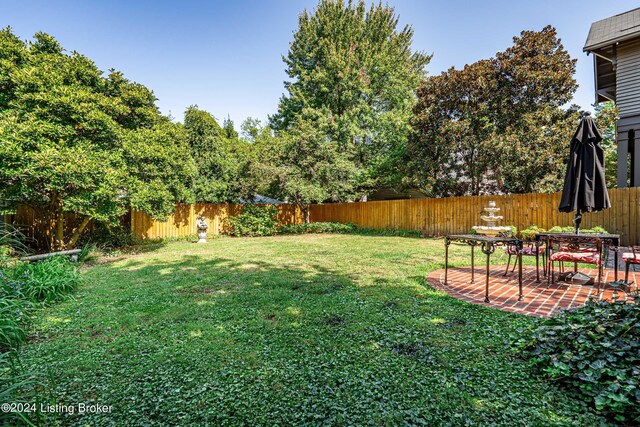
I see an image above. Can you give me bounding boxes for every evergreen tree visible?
[223,115,238,140]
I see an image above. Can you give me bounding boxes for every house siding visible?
[617,114,640,187]
[616,39,640,118]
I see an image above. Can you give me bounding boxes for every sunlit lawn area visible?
[21,234,609,426]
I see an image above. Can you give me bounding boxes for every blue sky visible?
[1,0,638,127]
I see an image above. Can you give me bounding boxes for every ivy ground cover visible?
[19,235,611,426]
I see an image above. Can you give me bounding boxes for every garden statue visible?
[196,215,208,243]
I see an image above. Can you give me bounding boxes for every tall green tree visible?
[222,116,239,140]
[183,106,249,202]
[240,112,360,222]
[594,101,618,189]
[271,0,430,196]
[122,119,196,217]
[492,107,580,194]
[281,109,360,221]
[406,25,578,196]
[0,29,196,249]
[237,118,282,199]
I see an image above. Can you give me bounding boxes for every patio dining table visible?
[444,234,524,303]
[534,232,621,283]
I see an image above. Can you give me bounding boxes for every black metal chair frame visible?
[504,241,546,277]
[624,246,640,286]
[547,238,604,293]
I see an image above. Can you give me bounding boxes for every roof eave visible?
[584,32,640,53]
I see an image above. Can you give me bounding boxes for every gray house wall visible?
[616,39,640,118]
[585,8,640,187]
[616,39,640,187]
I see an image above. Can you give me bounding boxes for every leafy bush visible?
[548,225,574,233]
[547,225,608,234]
[0,350,53,426]
[279,222,358,234]
[467,225,517,236]
[354,227,422,237]
[0,223,29,268]
[588,226,608,234]
[78,243,100,263]
[80,221,135,249]
[520,225,546,241]
[0,297,32,351]
[10,256,79,304]
[0,256,76,349]
[0,269,34,350]
[517,299,640,423]
[0,233,74,425]
[278,222,422,237]
[228,205,279,237]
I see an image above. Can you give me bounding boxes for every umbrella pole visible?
[574,208,582,234]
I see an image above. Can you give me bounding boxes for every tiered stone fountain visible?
[472,201,511,236]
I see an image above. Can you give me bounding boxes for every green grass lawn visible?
[20,235,609,426]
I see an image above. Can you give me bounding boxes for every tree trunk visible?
[303,205,310,224]
[55,208,65,250]
[67,216,92,249]
[48,210,55,251]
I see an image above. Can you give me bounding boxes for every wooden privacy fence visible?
[131,203,303,239]
[9,205,95,249]
[309,188,640,246]
[132,188,640,245]
[16,188,637,245]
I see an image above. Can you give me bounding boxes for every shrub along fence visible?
[131,203,303,239]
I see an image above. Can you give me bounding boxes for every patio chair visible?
[556,243,599,274]
[548,240,603,291]
[623,246,640,287]
[504,242,546,276]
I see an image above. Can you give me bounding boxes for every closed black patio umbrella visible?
[558,112,611,233]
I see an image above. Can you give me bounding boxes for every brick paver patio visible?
[428,265,638,317]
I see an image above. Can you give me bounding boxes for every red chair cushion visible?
[622,252,640,263]
[550,251,600,265]
[558,246,598,253]
[505,246,542,255]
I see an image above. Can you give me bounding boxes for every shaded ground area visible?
[20,235,613,426]
[429,265,638,317]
